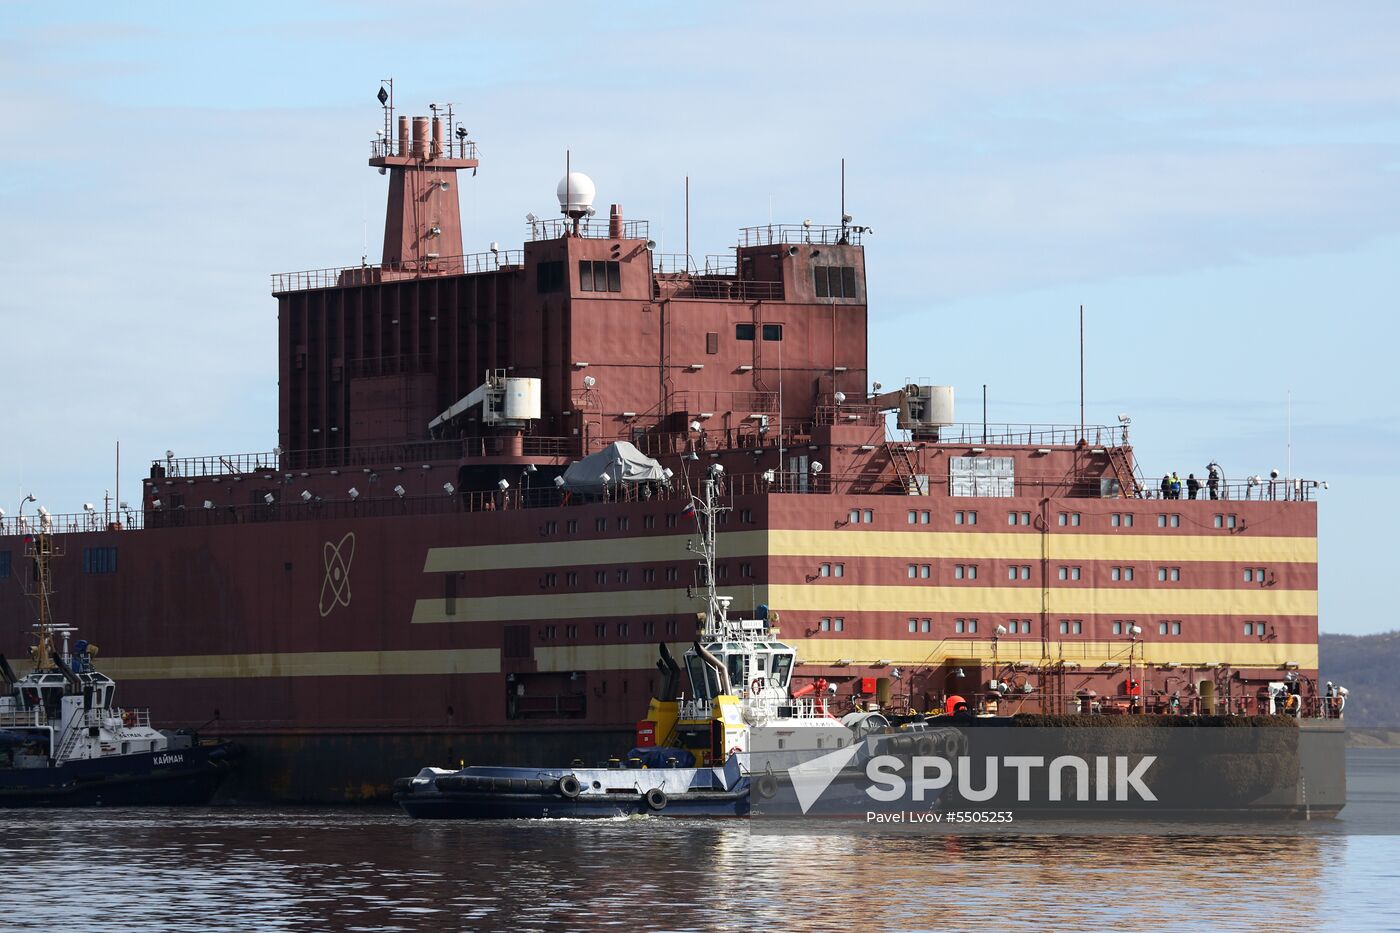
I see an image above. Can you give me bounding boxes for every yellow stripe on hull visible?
[99,648,501,680]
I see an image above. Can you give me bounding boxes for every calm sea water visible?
[1,750,1396,932]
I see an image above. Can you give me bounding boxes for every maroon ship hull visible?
[0,96,1330,802]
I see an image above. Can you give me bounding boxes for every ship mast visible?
[24,525,62,670]
[689,465,732,640]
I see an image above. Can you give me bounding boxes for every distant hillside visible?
[1320,631,1400,729]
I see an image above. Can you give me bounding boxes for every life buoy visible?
[121,711,136,728]
[750,677,765,694]
[557,774,582,799]
[644,787,668,811]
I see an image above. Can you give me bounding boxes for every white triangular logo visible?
[786,741,868,814]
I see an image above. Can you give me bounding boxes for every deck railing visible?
[738,224,864,247]
[272,249,523,293]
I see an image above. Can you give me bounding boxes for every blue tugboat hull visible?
[0,743,240,808]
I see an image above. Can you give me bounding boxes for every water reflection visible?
[0,809,1376,931]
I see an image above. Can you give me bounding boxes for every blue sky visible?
[1,2,1396,633]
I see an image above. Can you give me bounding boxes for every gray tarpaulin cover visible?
[559,441,666,494]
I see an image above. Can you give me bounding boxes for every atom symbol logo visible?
[319,532,355,617]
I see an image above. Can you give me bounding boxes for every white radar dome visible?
[557,172,596,215]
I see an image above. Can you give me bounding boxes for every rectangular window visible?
[644,514,655,529]
[567,571,578,587]
[566,624,578,639]
[741,563,753,578]
[909,619,918,633]
[820,618,831,632]
[1170,514,1181,528]
[1170,567,1180,581]
[643,621,655,636]
[1244,568,1254,582]
[618,516,630,531]
[1124,514,1134,527]
[595,622,608,638]
[1158,568,1168,582]
[82,547,118,575]
[617,569,629,583]
[1058,513,1067,526]
[1111,567,1121,581]
[643,568,655,583]
[920,619,931,633]
[1213,514,1223,529]
[735,323,756,340]
[833,563,844,577]
[849,509,860,524]
[1112,513,1121,527]
[908,510,917,524]
[919,564,930,579]
[567,519,578,534]
[761,323,783,341]
[1172,621,1181,635]
[665,620,678,636]
[1019,565,1031,580]
[820,563,832,577]
[863,509,873,523]
[1070,567,1081,581]
[595,570,607,584]
[1008,512,1019,526]
[1058,566,1068,580]
[618,622,630,637]
[920,511,930,524]
[908,564,917,579]
[578,260,621,293]
[1244,622,1254,636]
[596,517,607,532]
[1124,567,1134,581]
[954,565,966,580]
[833,618,844,632]
[814,266,857,299]
[954,511,964,525]
[1070,513,1081,526]
[967,510,977,525]
[666,566,678,582]
[706,332,719,354]
[1008,565,1019,580]
[536,260,565,293]
[1157,514,1167,528]
[1227,515,1237,529]
[1112,621,1124,635]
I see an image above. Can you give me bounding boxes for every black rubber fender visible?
[557,774,582,799]
[754,774,779,800]
[392,777,414,794]
[644,786,668,811]
[913,734,937,757]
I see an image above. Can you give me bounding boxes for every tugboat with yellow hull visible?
[0,526,239,807]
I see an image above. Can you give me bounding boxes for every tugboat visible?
[0,526,238,807]
[395,465,959,819]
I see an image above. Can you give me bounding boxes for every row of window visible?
[542,508,758,538]
[812,616,1281,638]
[813,265,858,299]
[578,260,622,293]
[539,563,754,588]
[540,619,683,641]
[894,509,1243,530]
[735,323,784,341]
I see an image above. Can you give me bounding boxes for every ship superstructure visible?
[0,93,1331,801]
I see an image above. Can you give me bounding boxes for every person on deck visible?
[1160,475,1171,499]
[1187,474,1200,499]
[1207,466,1220,500]
[1169,472,1182,499]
